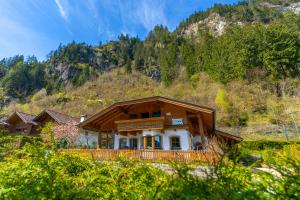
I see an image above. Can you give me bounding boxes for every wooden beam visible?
[100,112,124,127]
[97,127,102,149]
[93,110,123,126]
[197,113,205,136]
[106,130,109,148]
[117,106,129,114]
[187,114,198,118]
[151,136,154,149]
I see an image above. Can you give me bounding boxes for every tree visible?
[52,122,79,148]
[159,43,177,86]
[1,56,45,99]
[262,23,300,81]
[41,122,79,149]
[181,41,197,79]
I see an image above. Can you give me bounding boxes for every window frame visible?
[129,138,138,149]
[119,138,127,149]
[143,135,162,149]
[170,136,181,150]
[141,112,150,118]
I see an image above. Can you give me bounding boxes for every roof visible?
[215,130,243,143]
[33,109,80,125]
[79,96,215,128]
[7,111,37,125]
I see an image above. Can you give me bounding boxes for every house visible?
[79,96,242,150]
[2,109,79,135]
[5,111,38,135]
[33,109,79,127]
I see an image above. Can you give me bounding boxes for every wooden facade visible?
[33,109,80,129]
[63,149,219,164]
[5,111,38,135]
[79,96,242,150]
[3,109,79,135]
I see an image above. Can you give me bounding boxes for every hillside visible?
[4,69,300,140]
[1,0,300,139]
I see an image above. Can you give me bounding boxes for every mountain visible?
[1,0,300,129]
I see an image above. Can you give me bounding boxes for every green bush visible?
[239,140,300,151]
[0,141,299,199]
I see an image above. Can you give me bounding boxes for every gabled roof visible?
[79,96,215,128]
[215,130,243,143]
[7,111,37,125]
[33,109,80,125]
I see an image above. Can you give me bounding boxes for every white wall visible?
[162,129,191,150]
[113,129,191,150]
[143,129,191,150]
[77,128,98,148]
[114,133,142,149]
[77,129,193,150]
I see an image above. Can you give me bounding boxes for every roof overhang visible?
[79,96,215,129]
[215,130,243,143]
[33,109,61,124]
[7,111,37,125]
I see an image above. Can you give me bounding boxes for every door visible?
[129,138,138,149]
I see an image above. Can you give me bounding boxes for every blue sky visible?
[0,0,239,60]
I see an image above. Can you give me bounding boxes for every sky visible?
[0,0,239,60]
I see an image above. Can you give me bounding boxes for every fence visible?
[62,149,220,164]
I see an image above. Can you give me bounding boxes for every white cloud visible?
[135,1,167,31]
[54,0,68,20]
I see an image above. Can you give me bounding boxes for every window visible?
[99,131,114,149]
[119,138,127,149]
[129,138,138,149]
[170,137,181,150]
[130,113,138,119]
[143,135,162,149]
[154,135,162,149]
[141,112,149,118]
[145,136,152,149]
[152,111,161,118]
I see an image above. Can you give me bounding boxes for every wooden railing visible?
[115,117,165,132]
[62,149,220,164]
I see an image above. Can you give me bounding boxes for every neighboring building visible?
[2,109,79,135]
[79,96,242,150]
[33,109,79,127]
[5,111,38,135]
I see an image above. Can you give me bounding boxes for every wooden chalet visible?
[33,109,79,127]
[5,111,38,134]
[79,96,242,151]
[1,109,79,135]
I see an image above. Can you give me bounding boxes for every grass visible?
[4,69,300,127]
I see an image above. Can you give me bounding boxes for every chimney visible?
[80,114,87,122]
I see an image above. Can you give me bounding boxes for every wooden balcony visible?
[115,117,165,132]
[62,149,219,164]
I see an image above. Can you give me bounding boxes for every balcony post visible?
[97,127,102,149]
[143,136,146,149]
[197,114,205,136]
[106,130,109,148]
[151,136,155,149]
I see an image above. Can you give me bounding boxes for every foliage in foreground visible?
[0,138,299,199]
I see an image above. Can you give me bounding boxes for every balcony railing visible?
[115,117,165,132]
[62,149,219,164]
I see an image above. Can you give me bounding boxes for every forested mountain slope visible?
[1,0,300,130]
